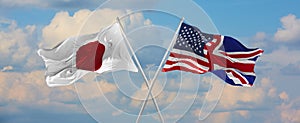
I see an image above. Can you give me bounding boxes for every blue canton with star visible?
[173,22,214,57]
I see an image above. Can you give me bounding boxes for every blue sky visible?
[1,0,300,123]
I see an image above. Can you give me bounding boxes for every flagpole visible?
[135,17,185,123]
[116,17,165,123]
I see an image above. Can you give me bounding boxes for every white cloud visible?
[274,14,300,42]
[278,98,300,123]
[183,75,295,123]
[258,78,279,99]
[0,70,121,116]
[216,77,282,110]
[197,110,253,123]
[261,47,300,66]
[167,75,210,91]
[130,80,164,107]
[236,110,250,119]
[254,32,267,41]
[1,65,13,72]
[201,111,231,123]
[191,77,281,119]
[40,8,151,48]
[40,9,106,48]
[218,85,265,109]
[0,71,74,106]
[1,71,48,103]
[0,17,13,24]
[123,10,152,30]
[252,32,268,48]
[279,92,289,102]
[0,19,36,66]
[72,73,119,102]
[281,109,300,123]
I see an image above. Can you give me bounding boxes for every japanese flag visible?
[38,23,138,87]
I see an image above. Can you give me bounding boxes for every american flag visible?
[162,22,263,87]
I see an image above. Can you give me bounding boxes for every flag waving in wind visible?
[162,22,263,87]
[38,23,138,87]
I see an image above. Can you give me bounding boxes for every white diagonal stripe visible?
[222,49,263,55]
[213,64,256,76]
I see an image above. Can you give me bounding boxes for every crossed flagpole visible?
[116,17,184,123]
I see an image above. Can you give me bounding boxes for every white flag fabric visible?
[38,23,138,87]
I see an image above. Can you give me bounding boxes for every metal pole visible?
[135,17,185,123]
[116,17,165,123]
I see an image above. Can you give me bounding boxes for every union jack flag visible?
[162,22,263,87]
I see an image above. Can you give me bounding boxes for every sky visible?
[0,0,300,123]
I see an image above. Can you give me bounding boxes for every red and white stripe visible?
[162,48,210,74]
[219,49,264,61]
